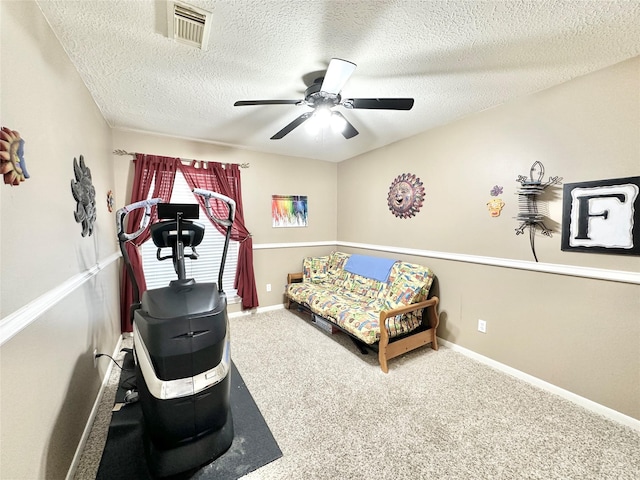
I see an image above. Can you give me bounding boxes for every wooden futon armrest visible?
[378,297,440,373]
[285,272,304,309]
[287,272,303,284]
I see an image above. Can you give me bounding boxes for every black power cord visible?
[95,353,124,370]
[95,348,138,402]
[94,348,135,370]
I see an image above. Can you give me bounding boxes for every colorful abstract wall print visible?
[71,155,97,237]
[272,195,308,227]
[0,127,30,185]
[387,173,425,219]
[561,176,640,255]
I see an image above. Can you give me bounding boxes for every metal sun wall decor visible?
[71,155,97,237]
[0,127,30,185]
[515,161,562,262]
[387,173,425,219]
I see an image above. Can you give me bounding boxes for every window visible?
[141,170,238,296]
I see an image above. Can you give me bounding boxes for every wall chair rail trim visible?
[252,240,640,285]
[0,252,121,346]
[252,240,336,250]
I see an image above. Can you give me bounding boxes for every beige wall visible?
[337,57,640,419]
[0,264,121,479]
[338,58,639,271]
[1,1,120,478]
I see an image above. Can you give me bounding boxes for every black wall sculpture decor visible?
[71,155,97,237]
[515,161,562,262]
[387,173,425,219]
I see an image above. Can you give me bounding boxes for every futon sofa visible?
[285,252,439,372]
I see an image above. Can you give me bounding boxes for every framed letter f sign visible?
[562,176,640,255]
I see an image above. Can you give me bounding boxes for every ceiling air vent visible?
[167,1,212,50]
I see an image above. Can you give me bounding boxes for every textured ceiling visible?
[36,0,640,162]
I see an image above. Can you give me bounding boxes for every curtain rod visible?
[113,149,249,168]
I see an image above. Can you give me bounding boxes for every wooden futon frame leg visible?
[378,297,440,373]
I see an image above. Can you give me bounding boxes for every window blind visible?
[141,170,239,296]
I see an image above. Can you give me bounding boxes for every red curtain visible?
[179,161,259,310]
[119,154,177,332]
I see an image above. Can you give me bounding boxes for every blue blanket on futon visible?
[343,254,396,283]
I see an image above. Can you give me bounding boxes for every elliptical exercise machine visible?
[116,188,236,477]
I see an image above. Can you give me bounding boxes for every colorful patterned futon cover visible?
[286,252,434,344]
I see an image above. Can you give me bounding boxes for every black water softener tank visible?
[134,279,234,477]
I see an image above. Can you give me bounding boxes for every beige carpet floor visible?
[76,308,640,479]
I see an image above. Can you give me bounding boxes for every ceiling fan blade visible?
[345,98,414,110]
[332,111,359,139]
[234,100,299,106]
[320,58,357,95]
[270,112,313,140]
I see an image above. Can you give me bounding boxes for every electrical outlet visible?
[266,283,271,292]
[93,349,99,367]
[478,319,487,333]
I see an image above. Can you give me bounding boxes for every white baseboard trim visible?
[66,334,124,480]
[438,337,640,432]
[0,251,121,346]
[229,303,285,317]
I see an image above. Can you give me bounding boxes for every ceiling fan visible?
[233,58,414,140]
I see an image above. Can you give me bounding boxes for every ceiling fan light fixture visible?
[305,113,320,134]
[305,107,331,134]
[330,112,347,133]
[314,106,332,123]
[233,58,413,140]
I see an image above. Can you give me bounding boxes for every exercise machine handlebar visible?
[193,189,236,227]
[116,197,162,309]
[193,189,236,294]
[116,198,162,242]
